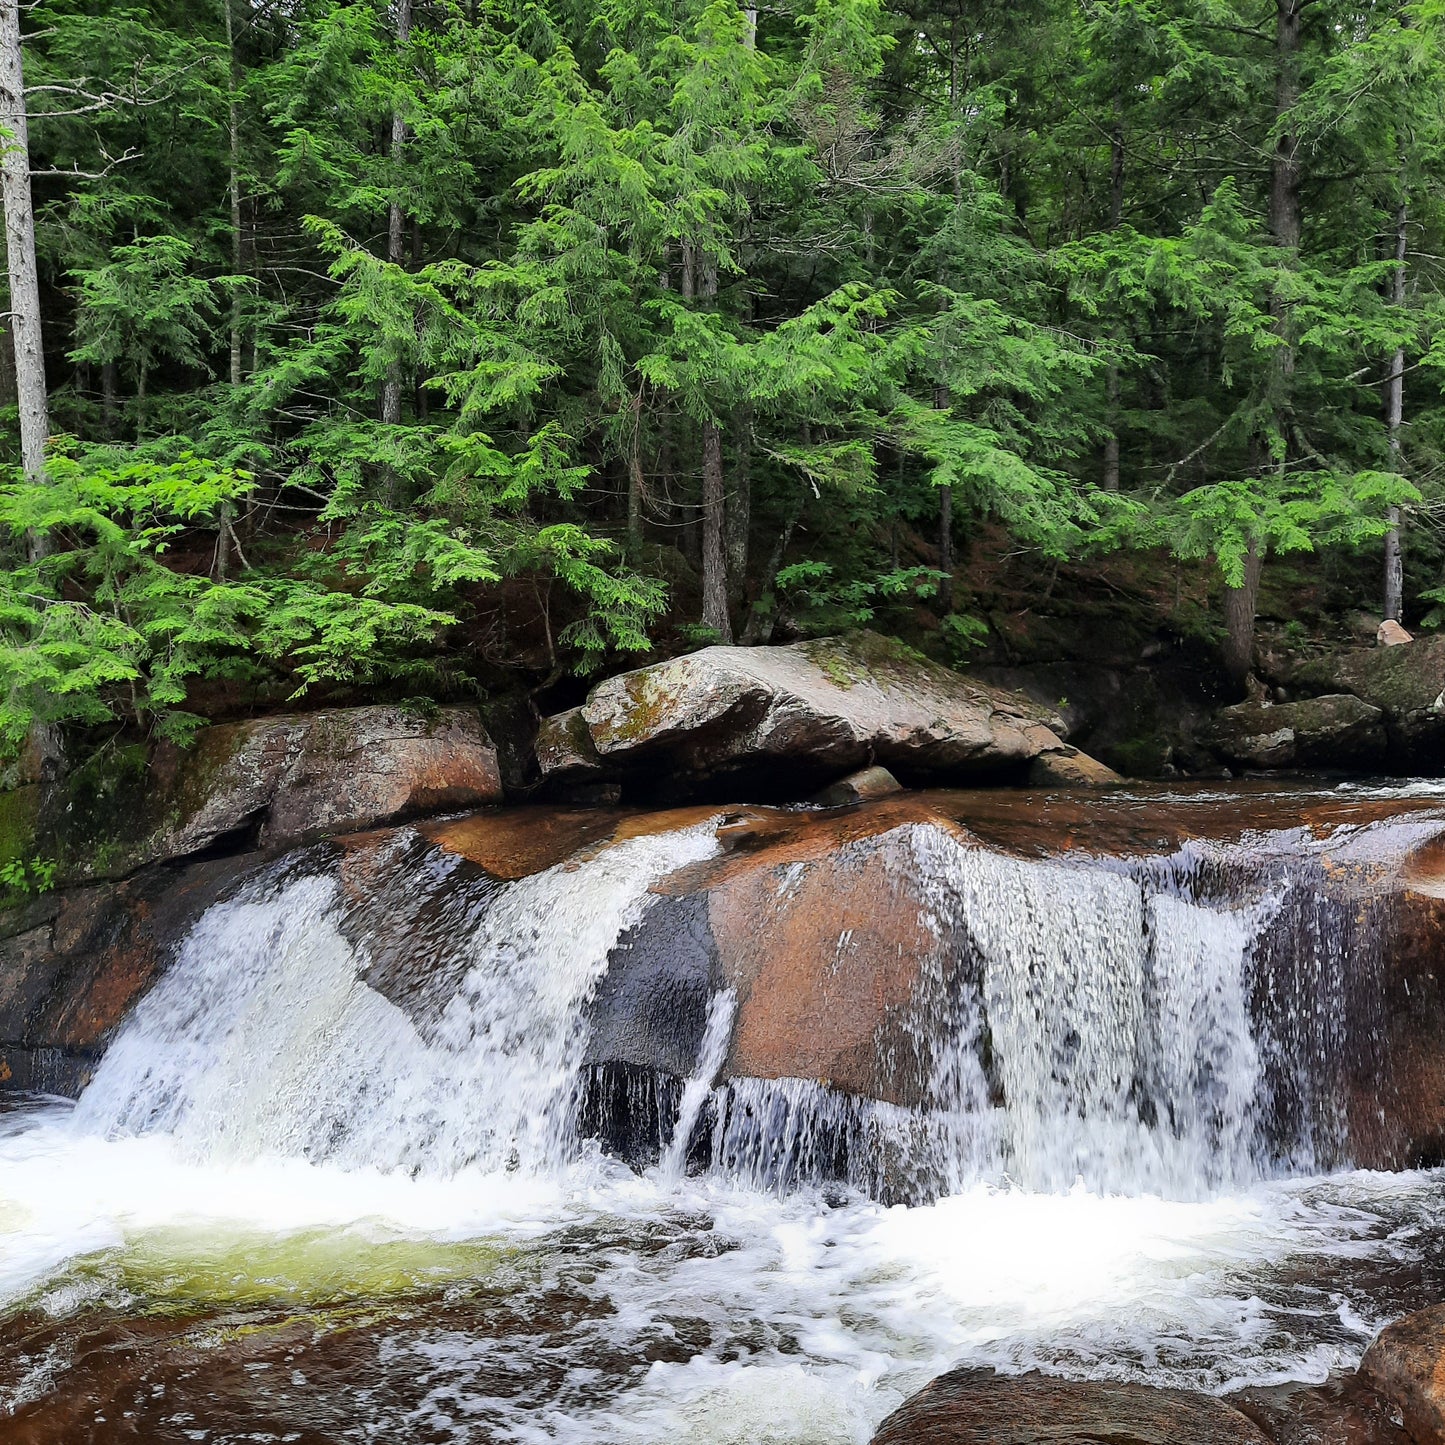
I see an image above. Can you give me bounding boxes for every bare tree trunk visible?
[1102,107,1124,491]
[225,0,244,392]
[698,249,732,642]
[1222,542,1263,692]
[742,484,803,645]
[727,407,750,604]
[0,0,49,555]
[1384,172,1408,623]
[935,384,953,609]
[627,390,646,553]
[379,0,412,436]
[101,359,117,438]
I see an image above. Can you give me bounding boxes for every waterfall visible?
[75,825,720,1175]
[71,808,1410,1201]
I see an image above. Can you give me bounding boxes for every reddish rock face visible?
[1362,1304,1445,1444]
[869,1369,1271,1445]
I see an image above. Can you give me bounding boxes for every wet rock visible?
[1206,694,1388,771]
[1362,1304,1445,1443]
[1230,1375,1412,1445]
[869,1368,1271,1445]
[541,632,1100,801]
[1381,620,1415,646]
[1288,637,1445,769]
[813,764,904,806]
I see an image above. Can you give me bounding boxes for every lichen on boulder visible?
[539,632,1110,800]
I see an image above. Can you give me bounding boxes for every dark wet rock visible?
[585,893,721,1079]
[1362,1303,1445,1443]
[1230,1375,1412,1445]
[539,632,1102,801]
[1206,694,1388,771]
[869,1368,1271,1445]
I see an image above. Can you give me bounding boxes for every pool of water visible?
[3,1100,1444,1444]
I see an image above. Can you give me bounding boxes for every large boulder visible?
[1362,1304,1445,1444]
[537,633,1117,800]
[869,1369,1270,1445]
[26,705,504,884]
[1205,694,1388,771]
[1287,636,1445,769]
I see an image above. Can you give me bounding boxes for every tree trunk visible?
[379,0,411,435]
[1102,108,1124,491]
[698,250,732,642]
[1384,174,1408,623]
[224,0,244,391]
[0,0,49,552]
[1222,542,1263,692]
[627,390,646,553]
[935,384,953,609]
[727,408,750,604]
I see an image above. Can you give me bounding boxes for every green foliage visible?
[0,856,57,898]
[0,0,1441,758]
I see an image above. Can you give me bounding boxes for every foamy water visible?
[3,1104,1444,1440]
[5,799,1445,1439]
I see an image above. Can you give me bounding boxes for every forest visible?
[0,0,1441,755]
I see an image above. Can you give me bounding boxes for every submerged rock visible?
[869,1369,1270,1444]
[1206,693,1388,771]
[1362,1303,1445,1444]
[537,633,1108,801]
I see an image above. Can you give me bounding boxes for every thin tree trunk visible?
[679,243,700,568]
[727,407,750,604]
[1102,106,1124,491]
[935,384,953,610]
[224,0,243,391]
[101,359,117,438]
[698,249,732,642]
[1222,542,1263,692]
[1384,171,1408,623]
[627,390,646,553]
[742,484,803,645]
[379,0,412,436]
[0,0,49,555]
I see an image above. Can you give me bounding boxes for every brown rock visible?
[1028,747,1126,788]
[1381,620,1415,646]
[870,1369,1270,1445]
[1230,1376,1411,1445]
[1362,1304,1445,1443]
[812,764,904,806]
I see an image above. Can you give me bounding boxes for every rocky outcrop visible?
[869,1369,1270,1445]
[1206,694,1388,771]
[1362,1304,1445,1443]
[5,705,504,888]
[1284,636,1445,770]
[537,633,1113,800]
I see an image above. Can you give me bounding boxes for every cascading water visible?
[76,824,721,1175]
[6,791,1445,1445]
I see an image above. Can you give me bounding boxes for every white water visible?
[3,804,1444,1440]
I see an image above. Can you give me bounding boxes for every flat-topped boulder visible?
[1285,636,1445,769]
[1206,694,1388,771]
[538,633,1117,800]
[869,1369,1270,1445]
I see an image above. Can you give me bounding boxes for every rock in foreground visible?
[1362,1303,1445,1444]
[869,1369,1270,1445]
[538,633,1117,800]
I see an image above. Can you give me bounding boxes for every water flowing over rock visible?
[50,785,1445,1201]
[869,1369,1271,1445]
[536,632,1115,800]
